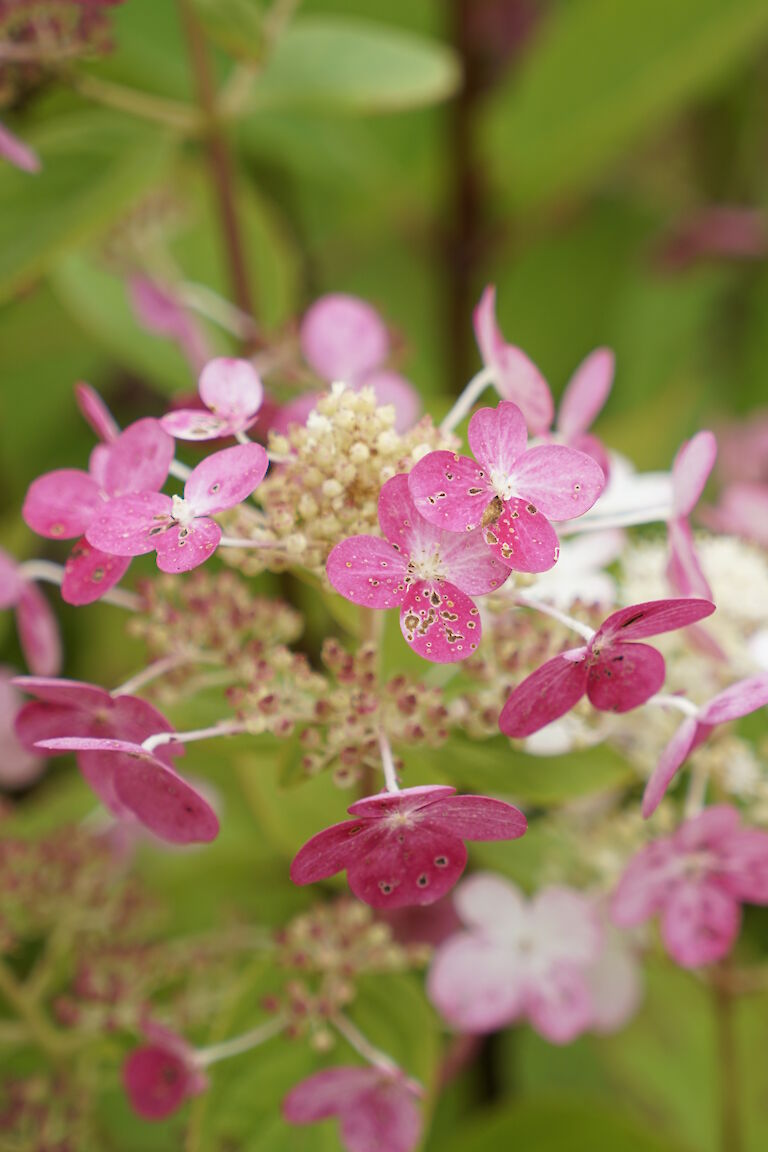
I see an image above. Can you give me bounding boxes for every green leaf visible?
[251,17,460,113]
[483,0,768,208]
[0,110,173,303]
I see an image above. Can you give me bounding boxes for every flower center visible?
[489,469,516,502]
[407,544,445,583]
[171,494,197,529]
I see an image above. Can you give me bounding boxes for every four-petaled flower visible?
[612,806,768,968]
[290,784,526,909]
[327,473,510,663]
[428,873,638,1043]
[666,430,717,599]
[161,358,264,441]
[0,549,61,675]
[642,674,768,818]
[473,286,553,434]
[499,598,716,737]
[283,1066,422,1152]
[86,442,268,573]
[124,1022,207,1121]
[408,401,605,573]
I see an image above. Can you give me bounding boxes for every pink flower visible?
[0,120,40,174]
[129,276,211,373]
[0,549,61,675]
[658,206,768,270]
[14,675,181,820]
[408,401,605,574]
[86,442,268,574]
[499,598,715,738]
[666,431,717,599]
[161,358,264,441]
[22,417,173,604]
[290,785,526,909]
[298,293,421,433]
[642,674,768,818]
[428,874,613,1043]
[701,482,768,549]
[0,669,46,791]
[124,1022,207,1121]
[550,347,614,476]
[326,474,510,663]
[32,735,218,846]
[717,409,768,486]
[473,286,553,434]
[283,1066,422,1152]
[74,382,119,443]
[612,806,768,968]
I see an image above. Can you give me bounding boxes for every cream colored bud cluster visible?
[222,384,457,579]
[228,645,327,741]
[274,898,425,977]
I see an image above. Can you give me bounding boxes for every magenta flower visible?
[283,1066,422,1152]
[550,347,614,477]
[22,417,173,604]
[0,120,40,174]
[642,674,768,818]
[0,549,61,675]
[124,1022,207,1121]
[86,442,268,574]
[74,382,119,443]
[129,276,211,373]
[408,401,605,574]
[290,785,526,909]
[499,598,716,738]
[612,806,768,968]
[326,473,510,663]
[0,669,46,791]
[161,358,264,441]
[473,286,553,434]
[666,431,717,599]
[427,874,605,1043]
[299,293,420,433]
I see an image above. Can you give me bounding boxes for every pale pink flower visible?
[123,1022,206,1121]
[0,549,61,675]
[86,442,268,574]
[473,286,554,434]
[129,276,211,373]
[612,806,768,968]
[161,358,263,441]
[0,669,46,791]
[408,401,605,573]
[290,785,526,909]
[0,120,40,174]
[642,674,768,818]
[666,431,717,599]
[701,482,768,549]
[283,1066,422,1152]
[717,409,768,486]
[326,474,510,663]
[499,598,715,738]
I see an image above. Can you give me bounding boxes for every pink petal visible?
[104,418,174,496]
[74,382,119,442]
[123,1046,195,1121]
[300,293,389,383]
[340,1081,422,1152]
[346,821,468,908]
[61,538,131,606]
[347,785,456,819]
[110,696,179,758]
[467,402,528,477]
[154,519,222,574]
[407,450,492,533]
[715,828,768,904]
[699,674,768,725]
[452,872,528,933]
[284,1068,379,1123]
[701,482,768,547]
[0,548,23,609]
[529,888,601,966]
[184,443,268,514]
[525,963,594,1044]
[160,409,237,441]
[13,675,111,710]
[22,469,103,539]
[428,934,523,1032]
[642,717,699,819]
[567,430,612,479]
[16,584,61,677]
[399,581,481,663]
[557,348,614,438]
[672,430,717,517]
[499,653,589,738]
[111,750,219,845]
[666,518,712,599]
[473,284,504,368]
[361,370,421,432]
[493,344,554,435]
[660,880,740,968]
[611,839,679,926]
[676,805,741,852]
[129,276,210,372]
[585,931,643,1034]
[290,820,372,885]
[86,492,173,556]
[428,795,527,841]
[596,598,715,643]
[511,444,605,520]
[198,357,263,422]
[377,473,443,554]
[269,391,322,435]
[586,641,665,713]
[483,498,561,573]
[0,671,46,790]
[436,528,511,595]
[326,535,409,609]
[0,120,40,173]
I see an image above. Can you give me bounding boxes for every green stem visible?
[0,958,75,1059]
[713,972,742,1152]
[71,73,200,132]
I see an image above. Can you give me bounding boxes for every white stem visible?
[647,693,700,719]
[559,504,672,536]
[439,366,495,434]
[516,594,595,643]
[112,653,218,697]
[378,730,401,793]
[169,459,192,482]
[218,535,281,550]
[19,561,140,611]
[195,1014,286,1068]
[142,720,247,755]
[234,430,251,445]
[334,1015,400,1076]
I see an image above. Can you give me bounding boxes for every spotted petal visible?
[434,528,510,595]
[86,492,172,556]
[290,820,371,885]
[300,293,389,382]
[346,821,468,909]
[499,652,589,738]
[428,934,522,1032]
[199,357,263,421]
[467,402,527,478]
[428,795,527,841]
[112,748,219,845]
[326,535,408,609]
[184,443,268,514]
[399,581,481,663]
[160,409,235,441]
[23,469,102,539]
[558,348,614,437]
[642,717,699,819]
[104,418,174,496]
[483,498,561,572]
[407,451,493,533]
[153,519,222,573]
[596,598,715,643]
[660,880,739,968]
[511,445,605,520]
[586,642,665,713]
[61,538,131,606]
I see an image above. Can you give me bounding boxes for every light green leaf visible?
[483,0,768,208]
[251,17,460,113]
